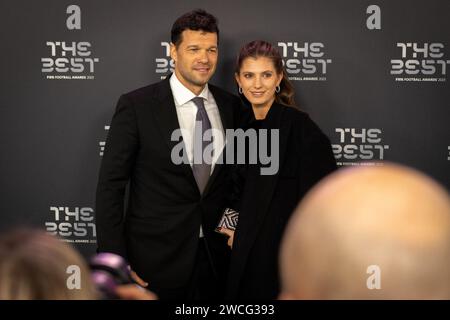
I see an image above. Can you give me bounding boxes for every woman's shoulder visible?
[275,103,313,124]
[276,103,330,138]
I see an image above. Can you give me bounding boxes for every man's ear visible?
[170,42,177,63]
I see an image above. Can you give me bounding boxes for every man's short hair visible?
[171,9,219,47]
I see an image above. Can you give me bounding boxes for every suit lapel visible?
[210,84,234,131]
[202,84,235,196]
[151,77,198,191]
[226,103,291,297]
[150,78,237,196]
[241,103,290,257]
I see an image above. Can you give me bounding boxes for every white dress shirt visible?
[169,73,225,237]
[169,73,225,174]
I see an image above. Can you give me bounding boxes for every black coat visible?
[95,77,241,296]
[226,102,337,299]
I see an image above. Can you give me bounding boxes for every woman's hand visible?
[218,227,235,248]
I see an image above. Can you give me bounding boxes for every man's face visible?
[170,29,218,94]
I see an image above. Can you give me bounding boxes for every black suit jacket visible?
[226,102,337,299]
[95,77,241,292]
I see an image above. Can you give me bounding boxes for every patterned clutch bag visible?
[216,208,239,231]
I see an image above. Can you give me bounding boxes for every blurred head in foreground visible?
[0,229,98,299]
[280,163,450,299]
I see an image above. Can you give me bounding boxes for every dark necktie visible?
[192,97,212,194]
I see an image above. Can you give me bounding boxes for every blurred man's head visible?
[0,229,98,299]
[280,164,450,299]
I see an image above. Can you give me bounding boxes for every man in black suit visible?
[95,9,241,300]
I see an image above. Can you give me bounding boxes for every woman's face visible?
[235,56,282,108]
